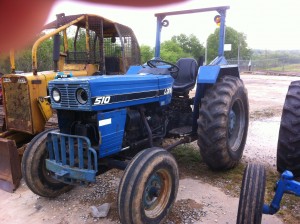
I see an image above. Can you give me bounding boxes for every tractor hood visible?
[48,73,174,111]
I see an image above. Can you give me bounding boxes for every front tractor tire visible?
[277,81,300,177]
[198,75,249,170]
[22,129,73,198]
[118,147,179,224]
[236,163,266,224]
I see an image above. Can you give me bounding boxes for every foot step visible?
[169,126,192,136]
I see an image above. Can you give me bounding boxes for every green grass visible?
[171,144,299,224]
[266,63,300,72]
[171,144,245,197]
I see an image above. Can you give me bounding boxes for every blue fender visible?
[197,64,240,84]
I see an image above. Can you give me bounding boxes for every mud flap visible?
[0,139,21,192]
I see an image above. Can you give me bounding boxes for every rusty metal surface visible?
[0,105,4,127]
[0,138,21,192]
[2,77,32,133]
[0,105,57,130]
[37,97,53,122]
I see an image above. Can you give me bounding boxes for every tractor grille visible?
[49,83,91,110]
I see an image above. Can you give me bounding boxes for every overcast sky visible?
[47,0,300,50]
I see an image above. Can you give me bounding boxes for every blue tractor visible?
[22,6,249,223]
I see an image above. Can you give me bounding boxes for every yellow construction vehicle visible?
[0,13,140,192]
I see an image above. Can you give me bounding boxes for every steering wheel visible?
[147,59,179,74]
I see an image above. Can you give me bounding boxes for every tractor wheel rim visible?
[228,109,236,137]
[228,99,245,151]
[143,170,172,218]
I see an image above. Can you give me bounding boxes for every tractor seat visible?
[173,58,198,96]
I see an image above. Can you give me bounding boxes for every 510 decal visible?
[94,96,111,105]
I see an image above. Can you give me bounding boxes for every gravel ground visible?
[0,73,298,224]
[243,116,281,167]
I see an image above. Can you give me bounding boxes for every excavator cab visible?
[0,13,140,192]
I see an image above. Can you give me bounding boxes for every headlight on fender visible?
[52,88,61,103]
[76,88,88,104]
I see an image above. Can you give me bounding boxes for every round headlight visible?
[52,88,61,103]
[76,88,88,104]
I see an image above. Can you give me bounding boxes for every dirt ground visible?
[0,73,299,224]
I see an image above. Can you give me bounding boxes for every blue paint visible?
[46,132,98,184]
[97,109,127,158]
[197,66,220,83]
[263,170,300,215]
[209,56,228,66]
[126,65,143,74]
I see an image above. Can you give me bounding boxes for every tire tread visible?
[277,81,300,177]
[197,76,249,170]
[236,163,266,224]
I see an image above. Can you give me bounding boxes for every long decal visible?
[92,89,172,106]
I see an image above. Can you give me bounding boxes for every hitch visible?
[263,170,300,215]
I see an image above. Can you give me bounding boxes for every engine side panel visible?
[98,108,127,158]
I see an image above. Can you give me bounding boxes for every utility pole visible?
[205,41,208,65]
[237,33,245,68]
[237,35,241,68]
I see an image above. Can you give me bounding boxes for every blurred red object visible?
[0,73,3,105]
[0,0,187,53]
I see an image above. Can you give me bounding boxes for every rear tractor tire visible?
[198,75,249,170]
[22,129,73,198]
[236,163,266,224]
[277,81,300,177]
[118,147,179,224]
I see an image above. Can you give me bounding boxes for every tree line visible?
[0,37,54,74]
[141,26,251,65]
[0,26,259,74]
